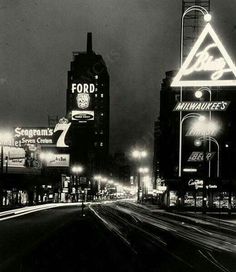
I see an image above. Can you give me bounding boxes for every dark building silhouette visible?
[66,33,109,176]
[108,153,131,185]
[153,71,236,207]
[152,117,161,187]
[154,71,179,182]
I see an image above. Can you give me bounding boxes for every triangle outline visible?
[171,23,236,87]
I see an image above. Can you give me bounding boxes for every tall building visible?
[153,1,236,208]
[66,33,109,176]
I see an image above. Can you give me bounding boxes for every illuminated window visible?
[100,142,103,147]
[101,93,104,98]
[101,113,104,116]
[95,75,98,79]
[95,94,98,97]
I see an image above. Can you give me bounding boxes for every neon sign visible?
[188,152,215,162]
[183,43,232,80]
[173,101,230,111]
[54,122,71,148]
[171,23,236,87]
[71,83,95,94]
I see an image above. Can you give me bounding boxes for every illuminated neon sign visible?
[71,83,95,93]
[171,23,236,87]
[14,127,54,147]
[188,151,215,162]
[173,101,230,111]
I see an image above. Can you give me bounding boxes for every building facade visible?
[66,33,110,176]
[153,70,236,208]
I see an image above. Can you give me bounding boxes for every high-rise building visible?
[66,33,109,176]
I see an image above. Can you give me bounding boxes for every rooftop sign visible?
[171,23,236,87]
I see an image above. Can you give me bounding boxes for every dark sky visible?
[0,0,236,154]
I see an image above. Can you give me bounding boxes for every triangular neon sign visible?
[171,23,236,87]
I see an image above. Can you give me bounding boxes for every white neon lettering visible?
[71,83,95,93]
[171,23,236,87]
[71,83,77,93]
[54,123,71,147]
[184,43,232,80]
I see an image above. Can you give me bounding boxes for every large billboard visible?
[14,127,54,147]
[67,82,96,123]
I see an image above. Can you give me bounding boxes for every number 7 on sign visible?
[54,123,71,147]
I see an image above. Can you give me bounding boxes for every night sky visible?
[0,0,236,154]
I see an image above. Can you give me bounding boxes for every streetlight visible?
[178,6,211,174]
[131,149,148,202]
[194,136,220,178]
[194,87,212,101]
[93,175,109,199]
[132,150,147,159]
[0,131,13,206]
[194,135,219,214]
[138,167,149,202]
[138,167,149,174]
[194,87,213,178]
[0,132,13,174]
[179,113,205,177]
[181,6,211,69]
[71,165,83,203]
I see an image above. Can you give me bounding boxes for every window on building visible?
[100,142,103,147]
[101,93,104,98]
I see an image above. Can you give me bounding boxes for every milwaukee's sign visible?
[171,23,236,87]
[173,101,230,111]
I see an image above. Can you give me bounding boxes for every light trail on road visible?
[90,201,236,272]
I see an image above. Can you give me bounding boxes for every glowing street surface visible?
[0,201,236,271]
[90,200,236,271]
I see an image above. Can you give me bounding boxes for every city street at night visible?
[2,0,236,271]
[0,201,236,272]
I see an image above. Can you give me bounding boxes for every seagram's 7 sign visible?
[54,122,71,147]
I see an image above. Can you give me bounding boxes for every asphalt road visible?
[0,201,236,272]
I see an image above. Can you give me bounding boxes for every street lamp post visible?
[71,165,84,212]
[179,113,205,177]
[178,6,211,176]
[194,136,220,213]
[195,87,212,178]
[93,175,101,200]
[138,167,149,202]
[195,136,220,178]
[0,132,13,206]
[131,149,147,202]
